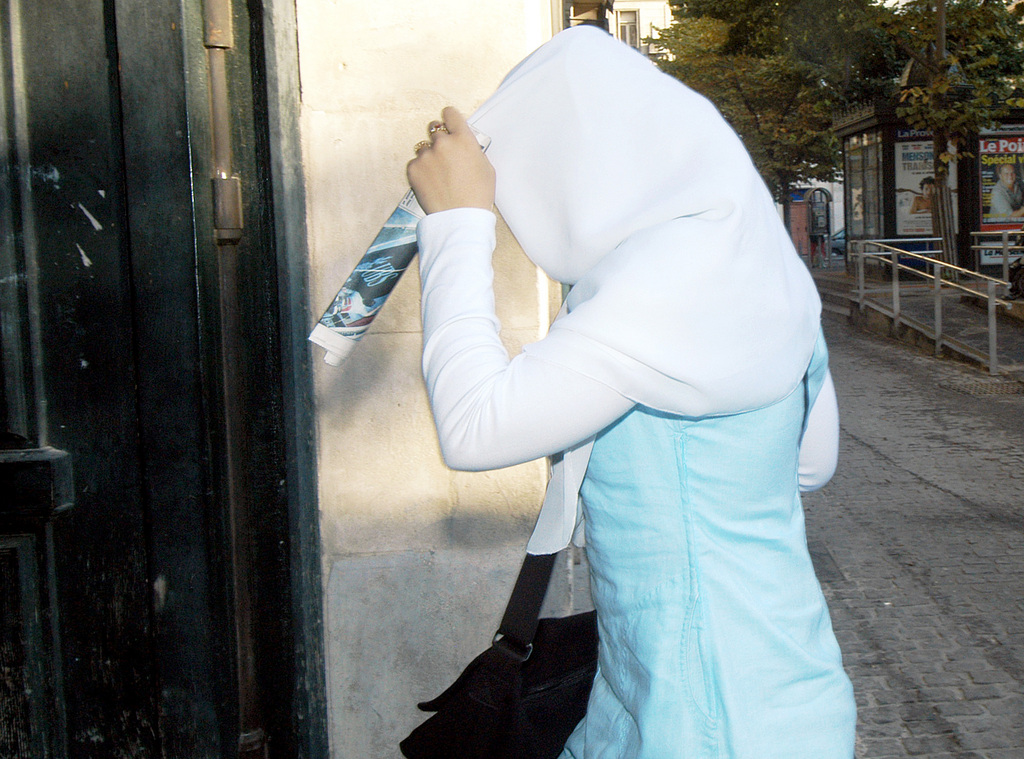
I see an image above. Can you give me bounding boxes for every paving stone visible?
[968,670,1015,685]
[958,731,1017,751]
[977,696,1024,716]
[901,735,960,755]
[935,702,988,720]
[857,737,907,757]
[916,687,965,704]
[960,685,1010,700]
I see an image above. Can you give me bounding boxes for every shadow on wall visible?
[325,546,527,758]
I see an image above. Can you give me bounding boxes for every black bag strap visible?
[492,552,558,661]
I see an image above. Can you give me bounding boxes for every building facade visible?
[609,0,673,58]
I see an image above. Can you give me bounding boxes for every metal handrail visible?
[860,240,1012,291]
[851,239,1013,375]
[969,229,1024,282]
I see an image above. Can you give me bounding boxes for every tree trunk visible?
[931,3,957,268]
[932,129,957,267]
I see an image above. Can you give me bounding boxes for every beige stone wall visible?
[295,1,567,754]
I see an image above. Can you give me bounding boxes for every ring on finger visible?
[428,121,449,136]
[414,140,431,154]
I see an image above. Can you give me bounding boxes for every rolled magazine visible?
[309,129,490,366]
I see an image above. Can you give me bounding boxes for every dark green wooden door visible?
[0,0,325,756]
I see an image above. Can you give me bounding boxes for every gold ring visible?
[414,140,431,154]
[428,122,449,135]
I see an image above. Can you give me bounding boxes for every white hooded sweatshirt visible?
[417,25,837,553]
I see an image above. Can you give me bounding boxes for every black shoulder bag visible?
[399,552,598,759]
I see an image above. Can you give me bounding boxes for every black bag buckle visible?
[492,633,533,662]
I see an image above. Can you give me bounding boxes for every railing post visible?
[857,243,865,311]
[933,262,943,356]
[891,249,901,328]
[1002,231,1011,283]
[987,280,999,375]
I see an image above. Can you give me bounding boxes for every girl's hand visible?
[407,107,495,215]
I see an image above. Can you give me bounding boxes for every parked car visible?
[830,228,846,258]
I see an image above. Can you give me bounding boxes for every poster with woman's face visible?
[895,139,956,236]
[979,135,1024,228]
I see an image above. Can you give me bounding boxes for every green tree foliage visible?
[880,0,1024,164]
[660,0,1024,262]
[668,0,901,101]
[657,0,899,200]
[876,0,1024,262]
[656,18,834,201]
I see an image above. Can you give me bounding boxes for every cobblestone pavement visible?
[804,315,1024,758]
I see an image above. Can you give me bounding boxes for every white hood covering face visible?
[468,25,821,420]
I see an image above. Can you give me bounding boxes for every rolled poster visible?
[309,129,490,365]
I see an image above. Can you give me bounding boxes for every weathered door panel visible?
[2,0,162,754]
[1,0,325,755]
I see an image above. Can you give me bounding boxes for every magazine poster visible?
[895,136,957,236]
[977,132,1024,265]
[979,133,1024,230]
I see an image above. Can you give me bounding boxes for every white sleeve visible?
[798,369,839,492]
[417,208,634,472]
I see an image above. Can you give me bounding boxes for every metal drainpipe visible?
[202,0,266,756]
